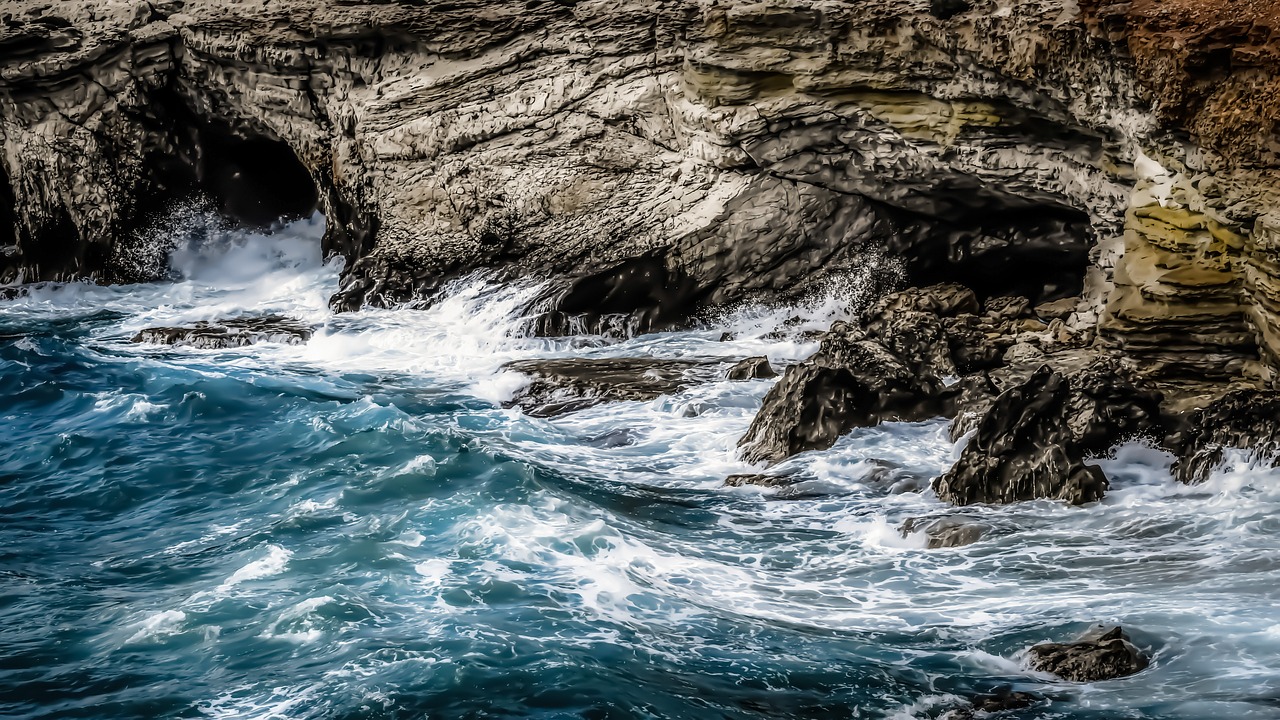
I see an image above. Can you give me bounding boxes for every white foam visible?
[125,609,187,644]
[219,545,292,593]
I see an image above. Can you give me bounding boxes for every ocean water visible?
[1,215,1278,720]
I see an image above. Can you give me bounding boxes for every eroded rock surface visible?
[1028,626,1150,682]
[130,316,313,349]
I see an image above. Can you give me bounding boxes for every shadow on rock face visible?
[1028,625,1150,682]
[130,316,314,349]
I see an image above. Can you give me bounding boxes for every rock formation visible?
[1028,625,1150,682]
[2,0,1273,345]
[131,316,314,348]
[3,0,1280,499]
[502,357,723,417]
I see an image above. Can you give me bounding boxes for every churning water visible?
[1,215,1278,719]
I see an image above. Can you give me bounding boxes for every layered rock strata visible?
[5,0,1272,353]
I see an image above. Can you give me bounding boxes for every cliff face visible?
[1,0,1277,378]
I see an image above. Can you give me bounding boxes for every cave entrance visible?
[143,113,320,232]
[892,197,1093,306]
[112,98,325,282]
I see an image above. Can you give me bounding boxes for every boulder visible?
[738,323,947,465]
[934,356,1164,505]
[502,357,720,417]
[726,356,777,381]
[1028,626,1150,682]
[1168,389,1280,484]
[130,316,313,348]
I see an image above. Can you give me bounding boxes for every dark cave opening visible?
[139,98,320,233]
[0,161,18,283]
[889,199,1093,306]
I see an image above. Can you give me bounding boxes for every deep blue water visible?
[2,217,1279,719]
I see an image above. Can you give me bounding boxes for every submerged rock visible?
[131,316,313,349]
[934,356,1164,505]
[899,515,990,548]
[1168,389,1280,484]
[723,473,796,488]
[941,686,1042,719]
[1028,626,1150,682]
[726,356,777,381]
[502,358,720,417]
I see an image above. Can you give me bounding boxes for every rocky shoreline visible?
[4,0,1279,709]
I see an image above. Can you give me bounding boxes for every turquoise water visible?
[2,216,1278,719]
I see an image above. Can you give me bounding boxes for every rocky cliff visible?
[1,0,1276,379]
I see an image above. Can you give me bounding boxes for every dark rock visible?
[738,323,947,465]
[726,356,777,381]
[502,357,720,417]
[1028,626,1150,681]
[899,515,990,548]
[1168,389,1280,484]
[930,0,972,20]
[942,686,1041,719]
[724,473,796,488]
[130,316,313,348]
[0,285,27,301]
[934,356,1165,505]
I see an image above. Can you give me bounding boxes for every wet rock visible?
[130,316,313,349]
[942,686,1041,719]
[0,286,27,301]
[502,358,720,418]
[738,323,947,465]
[724,473,796,488]
[934,356,1165,505]
[899,516,990,548]
[1168,389,1280,484]
[1028,626,1150,682]
[726,356,777,381]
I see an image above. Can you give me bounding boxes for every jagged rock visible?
[738,324,947,465]
[1168,389,1280,484]
[0,286,26,301]
[502,358,720,418]
[899,516,991,548]
[934,356,1165,505]
[130,316,313,349]
[1028,626,1150,682]
[726,357,777,381]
